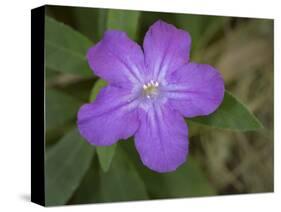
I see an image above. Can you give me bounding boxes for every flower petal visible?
[135,103,188,173]
[87,30,145,87]
[143,20,191,81]
[166,63,225,117]
[77,85,139,146]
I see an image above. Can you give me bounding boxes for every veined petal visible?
[143,20,191,81]
[87,30,145,87]
[135,103,188,173]
[166,63,225,117]
[77,85,139,146]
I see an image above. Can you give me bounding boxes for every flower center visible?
[142,80,159,99]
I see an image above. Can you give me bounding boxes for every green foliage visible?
[191,91,263,131]
[45,68,59,80]
[97,146,149,202]
[71,146,149,203]
[45,16,93,77]
[45,129,95,206]
[96,145,117,172]
[46,89,82,130]
[70,7,107,42]
[89,79,107,101]
[106,9,141,39]
[175,15,229,53]
[69,157,101,204]
[155,157,216,197]
[121,141,215,199]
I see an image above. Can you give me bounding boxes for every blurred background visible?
[45,5,273,206]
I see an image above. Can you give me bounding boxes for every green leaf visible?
[71,146,149,204]
[89,79,116,172]
[155,157,216,197]
[46,68,58,80]
[71,8,107,42]
[106,9,140,39]
[98,146,149,202]
[46,89,82,129]
[97,9,108,39]
[121,141,215,198]
[69,156,102,204]
[190,91,263,131]
[197,17,230,50]
[175,15,229,54]
[96,144,117,172]
[45,129,95,206]
[89,79,107,101]
[45,16,93,77]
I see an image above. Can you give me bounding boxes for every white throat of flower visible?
[142,80,160,99]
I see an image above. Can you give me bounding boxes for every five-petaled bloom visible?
[77,20,224,173]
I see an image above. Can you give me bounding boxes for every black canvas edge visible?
[31,5,46,206]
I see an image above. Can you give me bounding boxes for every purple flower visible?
[77,20,224,173]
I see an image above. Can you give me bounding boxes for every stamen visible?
[142,80,160,99]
